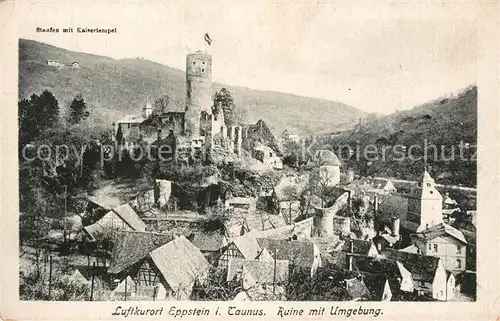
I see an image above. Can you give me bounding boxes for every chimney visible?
[347,240,354,271]
[347,254,354,271]
[347,170,354,183]
[391,216,400,239]
[347,190,352,209]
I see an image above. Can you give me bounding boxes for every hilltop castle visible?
[113,50,243,162]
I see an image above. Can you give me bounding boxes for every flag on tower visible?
[204,33,212,46]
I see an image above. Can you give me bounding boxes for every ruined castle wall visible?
[312,192,350,237]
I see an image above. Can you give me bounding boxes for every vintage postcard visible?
[1,1,499,320]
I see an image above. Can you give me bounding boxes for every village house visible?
[272,175,307,223]
[374,169,446,247]
[252,143,283,170]
[83,195,122,225]
[218,232,263,269]
[222,212,287,239]
[314,269,373,301]
[82,204,146,241]
[383,249,450,301]
[336,239,378,270]
[256,238,322,277]
[224,195,258,214]
[410,222,468,272]
[347,271,393,301]
[188,232,228,264]
[254,216,314,241]
[227,259,289,295]
[108,234,210,300]
[107,231,174,276]
[451,219,476,271]
[372,231,400,252]
[349,255,414,297]
[45,59,65,67]
[281,129,301,143]
[343,178,397,199]
[305,265,392,301]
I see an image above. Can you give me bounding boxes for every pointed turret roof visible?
[421,168,434,183]
[409,168,442,200]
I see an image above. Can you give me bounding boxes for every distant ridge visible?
[18,39,366,135]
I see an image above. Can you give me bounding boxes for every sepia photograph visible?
[11,2,481,307]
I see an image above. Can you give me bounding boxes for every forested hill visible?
[19,39,366,134]
[315,85,477,187]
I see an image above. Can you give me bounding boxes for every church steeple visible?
[415,168,443,232]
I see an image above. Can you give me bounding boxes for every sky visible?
[18,2,478,114]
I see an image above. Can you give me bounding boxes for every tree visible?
[281,140,302,167]
[19,90,60,144]
[38,90,60,130]
[213,88,235,125]
[67,94,90,125]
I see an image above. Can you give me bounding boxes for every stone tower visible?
[185,51,213,137]
[315,150,341,187]
[408,168,443,232]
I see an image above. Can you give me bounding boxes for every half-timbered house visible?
[218,233,262,269]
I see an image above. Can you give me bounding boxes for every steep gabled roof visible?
[232,233,262,260]
[306,267,371,301]
[82,222,104,241]
[350,255,410,294]
[111,204,146,231]
[87,195,122,211]
[415,222,468,244]
[150,236,210,294]
[224,213,287,238]
[227,259,289,284]
[341,239,376,256]
[189,232,228,252]
[383,249,441,283]
[244,259,289,285]
[256,238,316,270]
[116,114,146,124]
[344,270,390,301]
[345,277,371,300]
[108,231,174,274]
[314,150,341,166]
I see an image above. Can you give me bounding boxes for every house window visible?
[430,191,434,194]
[433,244,438,252]
[456,259,462,268]
[428,243,432,251]
[456,245,462,254]
[440,290,444,297]
[426,183,431,187]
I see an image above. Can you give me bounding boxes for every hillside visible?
[316,85,477,186]
[19,39,366,134]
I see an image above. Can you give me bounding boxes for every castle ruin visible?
[113,50,243,162]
